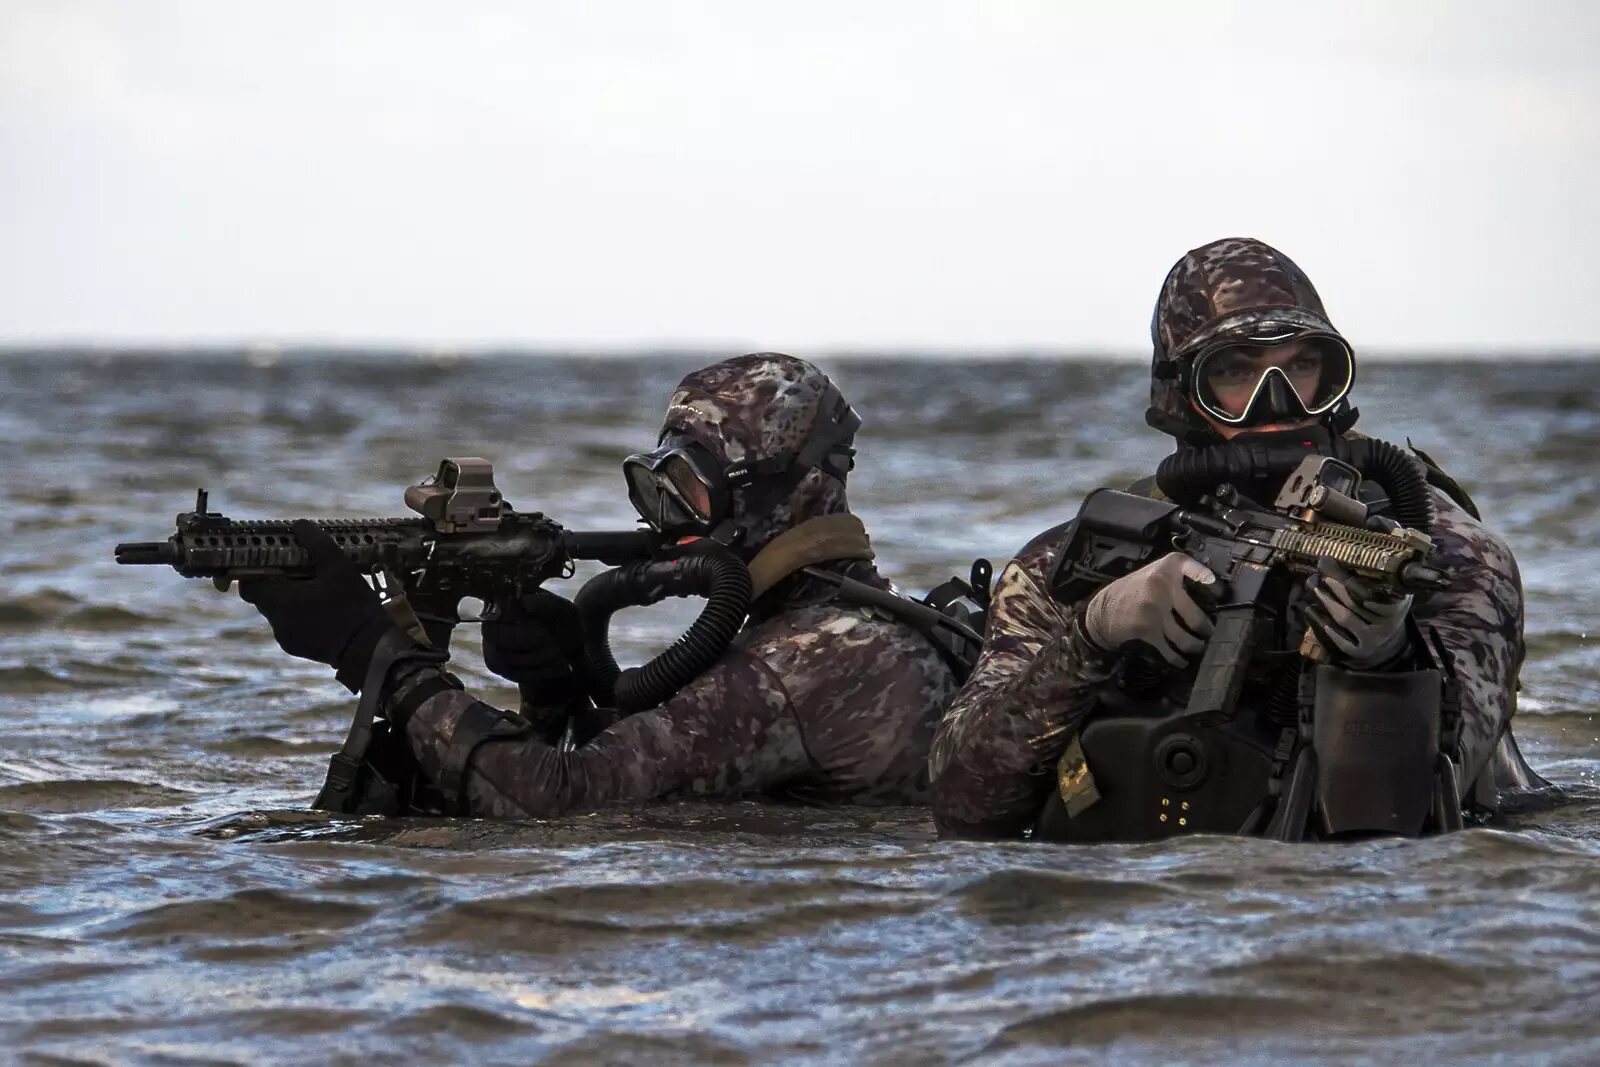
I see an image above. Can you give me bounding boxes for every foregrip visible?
[116,518,433,579]
[117,517,659,581]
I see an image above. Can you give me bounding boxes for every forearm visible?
[931,610,1116,837]
[395,675,592,819]
[389,651,807,818]
[1430,614,1521,794]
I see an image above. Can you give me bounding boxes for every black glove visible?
[1303,558,1413,669]
[238,519,403,691]
[481,589,589,707]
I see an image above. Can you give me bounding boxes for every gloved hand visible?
[237,519,402,691]
[1304,558,1412,669]
[481,589,589,707]
[1083,553,1218,669]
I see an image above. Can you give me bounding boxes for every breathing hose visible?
[1155,434,1435,533]
[574,543,753,713]
[1339,437,1435,533]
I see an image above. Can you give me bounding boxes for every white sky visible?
[2,0,1597,352]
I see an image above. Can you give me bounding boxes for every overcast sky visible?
[2,1,1596,352]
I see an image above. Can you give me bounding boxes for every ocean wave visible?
[0,778,192,813]
[944,867,1186,921]
[95,887,376,942]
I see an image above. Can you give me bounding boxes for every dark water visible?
[3,353,1600,1065]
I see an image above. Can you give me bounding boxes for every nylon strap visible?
[314,628,441,812]
[745,514,875,600]
[437,703,532,814]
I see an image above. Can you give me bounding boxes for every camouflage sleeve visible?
[930,524,1118,838]
[391,647,812,819]
[1412,487,1525,796]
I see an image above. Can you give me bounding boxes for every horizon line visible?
[2,342,1597,363]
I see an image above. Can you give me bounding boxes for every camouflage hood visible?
[657,353,857,559]
[1147,237,1357,442]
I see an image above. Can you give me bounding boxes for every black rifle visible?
[115,457,658,627]
[116,458,725,816]
[1050,455,1447,725]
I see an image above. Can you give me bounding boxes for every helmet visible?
[624,354,860,555]
[1147,237,1359,443]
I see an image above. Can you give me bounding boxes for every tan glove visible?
[1084,553,1218,669]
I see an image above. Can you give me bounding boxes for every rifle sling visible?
[313,628,444,813]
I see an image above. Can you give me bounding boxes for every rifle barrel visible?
[562,529,659,565]
[114,541,177,566]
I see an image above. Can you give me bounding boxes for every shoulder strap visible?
[800,566,983,682]
[745,514,875,600]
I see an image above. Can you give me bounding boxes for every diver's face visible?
[1191,341,1323,439]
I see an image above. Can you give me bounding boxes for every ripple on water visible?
[0,779,192,814]
[204,735,335,758]
[411,875,930,953]
[384,1003,545,1044]
[943,867,1186,924]
[94,887,376,943]
[0,590,81,628]
[985,993,1323,1050]
[539,1031,752,1067]
[1207,949,1497,998]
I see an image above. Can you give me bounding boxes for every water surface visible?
[2,353,1598,1065]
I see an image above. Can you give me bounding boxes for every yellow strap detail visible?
[1057,734,1102,817]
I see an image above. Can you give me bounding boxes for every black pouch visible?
[1033,709,1277,843]
[920,558,993,681]
[1311,663,1440,836]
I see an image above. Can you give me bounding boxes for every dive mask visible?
[623,437,728,537]
[623,383,862,540]
[1186,324,1355,428]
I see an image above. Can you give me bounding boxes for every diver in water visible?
[241,354,959,817]
[931,237,1544,841]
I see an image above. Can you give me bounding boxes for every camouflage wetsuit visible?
[930,238,1526,838]
[388,355,957,818]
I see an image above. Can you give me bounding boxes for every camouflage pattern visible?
[660,352,850,557]
[931,238,1526,839]
[930,485,1526,837]
[1147,237,1350,439]
[1418,487,1525,785]
[384,354,957,817]
[929,520,1117,837]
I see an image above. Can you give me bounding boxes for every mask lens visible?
[623,455,693,531]
[623,458,658,509]
[663,454,714,522]
[1193,335,1352,423]
[1299,336,1353,412]
[623,440,725,534]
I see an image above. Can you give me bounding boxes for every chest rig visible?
[1033,456,1463,843]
